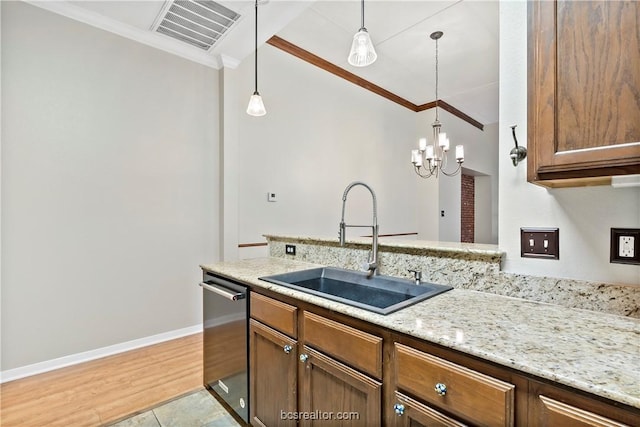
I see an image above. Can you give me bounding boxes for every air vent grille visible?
[156,0,240,50]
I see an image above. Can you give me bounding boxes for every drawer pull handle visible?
[283,344,292,354]
[393,403,405,416]
[299,353,309,363]
[435,383,447,396]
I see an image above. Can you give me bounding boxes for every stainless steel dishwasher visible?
[200,271,249,424]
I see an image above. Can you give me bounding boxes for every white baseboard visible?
[0,324,203,384]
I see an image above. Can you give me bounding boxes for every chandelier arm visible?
[440,162,463,177]
[414,165,434,178]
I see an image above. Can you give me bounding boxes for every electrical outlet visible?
[610,228,640,265]
[267,192,277,202]
[285,244,296,256]
[619,236,635,258]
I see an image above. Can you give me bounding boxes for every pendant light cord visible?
[435,36,439,121]
[254,0,258,94]
[360,0,365,30]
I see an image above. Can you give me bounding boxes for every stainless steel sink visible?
[259,267,452,315]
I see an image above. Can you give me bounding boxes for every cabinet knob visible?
[283,344,292,354]
[299,353,309,363]
[393,403,405,416]
[435,383,447,396]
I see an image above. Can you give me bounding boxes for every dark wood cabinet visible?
[527,0,640,187]
[248,290,640,427]
[249,293,382,426]
[249,319,298,427]
[528,381,638,427]
[298,345,381,426]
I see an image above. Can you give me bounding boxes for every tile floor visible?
[108,389,242,427]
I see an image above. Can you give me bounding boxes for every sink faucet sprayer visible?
[339,181,379,276]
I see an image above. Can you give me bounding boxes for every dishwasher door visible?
[200,274,248,423]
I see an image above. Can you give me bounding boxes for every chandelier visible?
[411,31,464,178]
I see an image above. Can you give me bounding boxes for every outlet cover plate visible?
[610,228,640,265]
[520,227,559,259]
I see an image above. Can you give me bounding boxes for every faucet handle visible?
[408,269,422,282]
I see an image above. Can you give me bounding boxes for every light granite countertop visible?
[264,234,504,261]
[200,257,640,410]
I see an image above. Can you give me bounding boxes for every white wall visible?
[232,42,499,258]
[499,1,640,286]
[1,2,219,371]
[234,44,440,258]
[431,112,499,244]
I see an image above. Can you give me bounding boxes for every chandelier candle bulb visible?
[456,145,464,161]
[438,133,449,150]
[411,149,420,164]
[425,145,435,160]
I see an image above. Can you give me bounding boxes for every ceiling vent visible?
[154,0,240,51]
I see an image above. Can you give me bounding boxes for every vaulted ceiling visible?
[28,0,499,124]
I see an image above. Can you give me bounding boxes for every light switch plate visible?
[610,228,640,265]
[520,227,559,259]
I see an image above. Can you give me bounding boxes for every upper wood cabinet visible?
[527,0,640,187]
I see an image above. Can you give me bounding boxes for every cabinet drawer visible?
[303,311,382,379]
[250,292,297,338]
[395,343,514,427]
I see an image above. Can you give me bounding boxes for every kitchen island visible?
[201,256,639,425]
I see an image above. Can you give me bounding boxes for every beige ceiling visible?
[29,0,499,124]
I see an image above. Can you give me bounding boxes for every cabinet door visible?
[391,392,467,427]
[528,381,639,427]
[249,319,297,427]
[528,0,640,186]
[535,395,631,427]
[299,345,381,426]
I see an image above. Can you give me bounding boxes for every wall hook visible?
[510,125,527,167]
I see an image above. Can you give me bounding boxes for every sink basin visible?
[259,267,452,315]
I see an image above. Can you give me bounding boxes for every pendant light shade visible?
[247,0,266,116]
[247,92,266,116]
[348,29,377,67]
[347,0,377,67]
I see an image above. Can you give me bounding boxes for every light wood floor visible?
[0,332,203,427]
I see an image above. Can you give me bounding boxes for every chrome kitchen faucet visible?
[339,181,379,276]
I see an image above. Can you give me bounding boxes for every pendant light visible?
[247,0,266,116]
[410,31,464,178]
[347,0,377,67]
